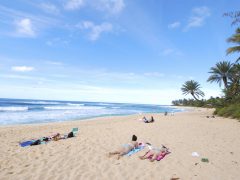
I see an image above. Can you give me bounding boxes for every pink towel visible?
[148,151,170,161]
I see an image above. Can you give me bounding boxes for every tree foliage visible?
[181,80,204,101]
[172,17,240,119]
[223,11,240,26]
[226,28,240,62]
[207,61,234,88]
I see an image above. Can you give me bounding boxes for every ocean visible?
[0,98,183,125]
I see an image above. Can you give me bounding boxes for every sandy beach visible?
[0,107,240,180]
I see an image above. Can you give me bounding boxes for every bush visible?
[214,104,240,119]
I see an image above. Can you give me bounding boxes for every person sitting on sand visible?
[108,135,139,160]
[144,116,154,123]
[139,144,169,162]
[150,116,154,122]
[141,116,147,122]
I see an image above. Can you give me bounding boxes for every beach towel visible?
[148,151,171,161]
[20,137,48,147]
[19,140,35,147]
[126,145,145,156]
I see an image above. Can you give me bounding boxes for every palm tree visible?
[207,61,234,88]
[227,28,240,62]
[181,80,205,101]
[228,63,240,96]
[223,11,240,25]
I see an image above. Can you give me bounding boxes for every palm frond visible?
[226,46,240,55]
[181,80,205,100]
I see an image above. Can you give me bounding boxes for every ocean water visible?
[0,98,183,125]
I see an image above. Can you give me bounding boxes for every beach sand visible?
[0,108,240,180]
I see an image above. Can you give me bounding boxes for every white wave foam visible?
[44,106,105,110]
[67,103,84,106]
[97,103,110,106]
[111,107,120,109]
[0,106,28,111]
[24,101,60,105]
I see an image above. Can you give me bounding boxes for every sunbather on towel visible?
[108,135,139,160]
[139,144,169,162]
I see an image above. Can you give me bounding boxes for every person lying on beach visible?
[139,144,169,162]
[36,131,74,143]
[29,133,61,146]
[206,115,215,118]
[108,135,139,160]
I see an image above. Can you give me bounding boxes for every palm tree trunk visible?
[223,76,228,88]
[191,93,199,101]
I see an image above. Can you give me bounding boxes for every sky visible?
[0,0,239,105]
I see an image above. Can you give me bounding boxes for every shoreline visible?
[1,108,239,180]
[0,100,184,127]
[0,106,188,128]
[0,112,175,128]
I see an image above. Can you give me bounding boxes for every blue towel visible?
[126,146,145,156]
[20,140,34,147]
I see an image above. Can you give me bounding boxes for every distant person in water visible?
[164,111,168,116]
[108,135,139,160]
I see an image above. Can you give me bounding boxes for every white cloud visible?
[192,6,211,16]
[46,38,69,46]
[0,74,33,80]
[15,18,35,37]
[144,72,165,77]
[95,0,125,14]
[184,6,211,31]
[162,48,174,56]
[160,48,183,56]
[11,66,35,72]
[0,5,59,37]
[0,74,50,82]
[168,21,181,29]
[187,16,204,28]
[171,75,184,79]
[40,3,60,15]
[64,0,85,10]
[45,61,63,66]
[64,0,125,14]
[77,21,112,41]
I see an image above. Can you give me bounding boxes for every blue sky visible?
[0,0,239,104]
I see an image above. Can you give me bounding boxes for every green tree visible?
[227,28,240,62]
[207,61,234,88]
[181,80,205,101]
[227,63,240,96]
[223,11,240,26]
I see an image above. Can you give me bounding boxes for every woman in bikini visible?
[139,144,169,162]
[108,135,139,160]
